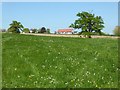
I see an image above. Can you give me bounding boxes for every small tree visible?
[113,26,120,36]
[22,28,30,33]
[8,20,24,33]
[40,27,46,33]
[69,11,104,38]
[46,28,50,34]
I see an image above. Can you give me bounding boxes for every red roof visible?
[57,29,73,32]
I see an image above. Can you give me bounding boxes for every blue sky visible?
[2,2,118,34]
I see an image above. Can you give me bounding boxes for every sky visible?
[2,2,118,34]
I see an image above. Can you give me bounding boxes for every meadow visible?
[2,33,119,88]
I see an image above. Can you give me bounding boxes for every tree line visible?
[7,20,51,34]
[1,11,120,37]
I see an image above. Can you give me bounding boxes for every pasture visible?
[2,33,118,88]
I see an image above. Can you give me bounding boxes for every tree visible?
[113,26,120,36]
[40,27,46,33]
[46,28,50,34]
[22,28,30,33]
[69,11,104,38]
[8,21,24,33]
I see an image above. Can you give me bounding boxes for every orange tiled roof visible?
[57,29,73,32]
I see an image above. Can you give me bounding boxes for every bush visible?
[30,29,37,33]
[41,27,46,33]
[78,31,91,38]
[22,28,30,33]
[46,28,50,34]
[8,28,20,33]
[113,26,120,36]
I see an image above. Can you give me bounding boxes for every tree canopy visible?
[40,27,46,33]
[8,21,24,33]
[23,28,30,33]
[69,11,104,38]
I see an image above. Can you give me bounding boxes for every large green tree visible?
[8,21,24,33]
[69,11,104,38]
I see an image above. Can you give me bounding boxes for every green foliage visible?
[22,28,30,33]
[2,33,118,88]
[37,27,50,33]
[113,26,120,36]
[46,28,51,34]
[69,11,104,38]
[40,27,46,33]
[8,21,24,33]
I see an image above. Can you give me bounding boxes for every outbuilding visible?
[56,28,73,34]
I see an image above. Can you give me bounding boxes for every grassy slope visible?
[2,33,118,88]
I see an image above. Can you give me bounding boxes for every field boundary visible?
[21,33,120,39]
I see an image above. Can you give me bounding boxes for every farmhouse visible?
[56,28,73,34]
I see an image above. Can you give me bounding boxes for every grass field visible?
[2,33,119,88]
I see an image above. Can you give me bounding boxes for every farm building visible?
[56,28,73,34]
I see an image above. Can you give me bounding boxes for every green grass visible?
[2,33,118,88]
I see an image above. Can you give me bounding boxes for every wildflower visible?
[14,68,17,71]
[71,79,74,82]
[55,66,57,69]
[65,82,68,85]
[42,65,45,68]
[94,58,97,60]
[59,68,62,70]
[58,52,60,55]
[41,77,43,79]
[81,79,84,81]
[102,77,104,80]
[17,75,20,78]
[56,57,58,59]
[48,52,50,55]
[105,68,107,71]
[31,74,35,77]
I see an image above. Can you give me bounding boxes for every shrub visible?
[30,29,37,33]
[22,28,30,33]
[46,28,50,34]
[41,27,46,33]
